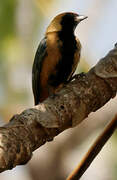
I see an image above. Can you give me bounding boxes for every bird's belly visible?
[48,52,79,87]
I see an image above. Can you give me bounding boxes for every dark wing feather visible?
[32,37,47,105]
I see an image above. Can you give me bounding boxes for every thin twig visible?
[66,114,117,180]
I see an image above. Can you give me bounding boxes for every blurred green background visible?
[0,0,117,179]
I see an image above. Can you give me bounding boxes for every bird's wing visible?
[32,37,47,105]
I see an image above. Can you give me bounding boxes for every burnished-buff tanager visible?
[32,12,87,105]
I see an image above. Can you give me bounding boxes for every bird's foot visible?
[50,93,59,100]
[69,72,85,81]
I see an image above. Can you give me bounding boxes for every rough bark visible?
[0,44,117,173]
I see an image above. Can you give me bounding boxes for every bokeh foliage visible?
[0,0,17,42]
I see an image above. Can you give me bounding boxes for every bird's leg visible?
[48,84,64,100]
[47,85,58,100]
[48,85,54,97]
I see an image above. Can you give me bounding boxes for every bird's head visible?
[46,12,87,34]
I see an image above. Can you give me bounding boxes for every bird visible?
[32,12,87,105]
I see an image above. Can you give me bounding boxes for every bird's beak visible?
[76,15,88,22]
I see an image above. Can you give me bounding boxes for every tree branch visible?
[0,44,117,173]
